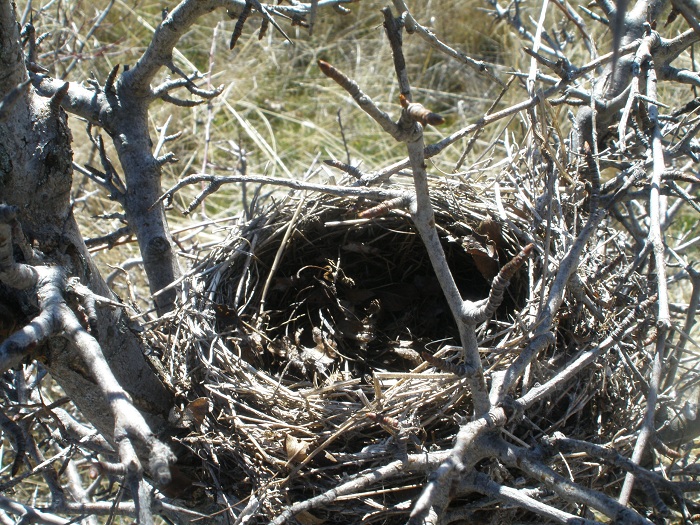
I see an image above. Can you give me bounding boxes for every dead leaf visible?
[285,434,310,463]
[170,397,211,428]
[183,397,210,426]
[461,235,500,280]
[477,216,503,246]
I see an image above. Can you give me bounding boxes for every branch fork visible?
[0,205,175,493]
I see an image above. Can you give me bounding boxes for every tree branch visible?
[488,438,655,525]
[463,471,605,525]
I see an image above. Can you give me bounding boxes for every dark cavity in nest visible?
[232,209,525,380]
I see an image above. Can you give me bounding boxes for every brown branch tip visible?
[317,59,342,82]
[358,195,410,218]
[499,243,534,282]
[399,93,445,126]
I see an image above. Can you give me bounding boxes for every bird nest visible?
[150,176,658,523]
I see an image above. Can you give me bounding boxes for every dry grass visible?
[41,0,516,311]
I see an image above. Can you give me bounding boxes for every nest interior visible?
[152,185,649,523]
[245,203,521,379]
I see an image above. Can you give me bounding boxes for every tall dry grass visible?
[29,0,527,299]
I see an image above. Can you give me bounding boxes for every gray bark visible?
[574,0,689,151]
[0,0,172,452]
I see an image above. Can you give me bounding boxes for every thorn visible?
[259,18,269,40]
[105,64,120,93]
[230,1,253,50]
[49,82,70,115]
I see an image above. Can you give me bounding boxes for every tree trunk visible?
[0,0,172,444]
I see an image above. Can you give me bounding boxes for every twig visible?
[359,39,643,185]
[463,471,604,525]
[548,434,697,494]
[159,172,402,209]
[466,244,534,323]
[618,47,673,504]
[663,257,700,389]
[317,59,401,138]
[488,439,655,525]
[323,158,366,179]
[391,0,503,86]
[270,459,406,525]
[490,206,607,405]
[0,496,69,525]
[515,295,657,410]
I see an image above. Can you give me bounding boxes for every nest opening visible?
[217,205,524,381]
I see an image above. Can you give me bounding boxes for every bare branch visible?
[463,471,605,525]
[160,172,402,212]
[270,459,406,525]
[410,411,506,524]
[490,205,606,405]
[317,59,402,138]
[152,77,223,101]
[516,295,657,410]
[548,433,699,493]
[360,39,643,185]
[0,496,69,525]
[323,159,367,179]
[0,262,174,491]
[158,93,207,107]
[619,57,671,503]
[488,439,656,525]
[391,0,503,86]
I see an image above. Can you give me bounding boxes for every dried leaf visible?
[285,434,310,463]
[462,235,499,280]
[183,397,210,426]
[171,397,211,428]
[477,216,503,247]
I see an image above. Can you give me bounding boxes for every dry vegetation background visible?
[33,0,695,295]
[60,0,513,289]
